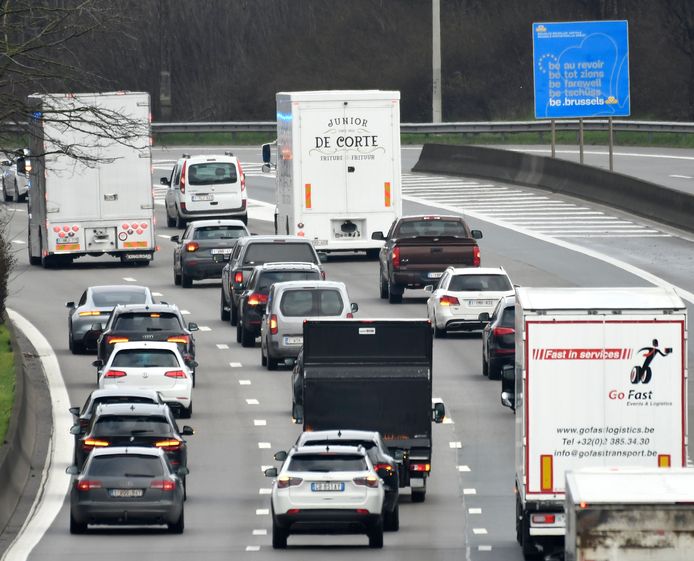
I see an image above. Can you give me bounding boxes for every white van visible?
[163,153,247,227]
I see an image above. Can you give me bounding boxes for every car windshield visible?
[257,270,320,292]
[89,396,157,414]
[500,306,515,328]
[193,226,246,240]
[91,289,148,307]
[112,349,180,368]
[288,453,367,472]
[280,289,344,317]
[243,243,317,266]
[87,455,165,477]
[113,312,182,331]
[397,219,467,237]
[449,274,512,292]
[92,415,173,437]
[188,162,237,185]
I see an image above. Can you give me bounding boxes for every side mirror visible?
[65,465,79,475]
[432,400,446,423]
[273,450,288,462]
[170,235,180,243]
[189,360,199,369]
[69,406,80,416]
[318,253,328,263]
[160,177,171,186]
[91,359,103,368]
[177,466,190,477]
[188,322,199,331]
[262,143,271,164]
[371,231,385,241]
[181,426,194,436]
[65,301,75,308]
[478,312,491,322]
[501,391,515,412]
[350,302,359,313]
[471,229,483,240]
[423,285,434,293]
[292,403,303,424]
[70,425,82,435]
[264,467,278,478]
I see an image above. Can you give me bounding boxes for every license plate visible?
[109,488,144,498]
[468,299,494,307]
[211,248,233,255]
[192,194,213,201]
[311,482,344,492]
[284,336,303,345]
[427,272,444,279]
[311,239,328,247]
[122,253,152,261]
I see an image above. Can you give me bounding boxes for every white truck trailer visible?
[505,286,688,559]
[262,90,402,256]
[565,468,694,561]
[27,91,155,267]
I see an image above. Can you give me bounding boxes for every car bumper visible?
[392,270,445,288]
[268,337,303,359]
[72,320,109,348]
[179,206,247,219]
[434,307,489,331]
[181,258,226,280]
[274,509,382,533]
[71,499,182,525]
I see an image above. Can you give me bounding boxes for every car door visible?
[165,163,181,215]
[429,271,449,317]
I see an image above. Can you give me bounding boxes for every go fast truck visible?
[506,286,688,559]
[27,91,155,267]
[262,90,402,256]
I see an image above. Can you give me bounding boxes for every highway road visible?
[2,145,693,560]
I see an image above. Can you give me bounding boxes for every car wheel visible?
[230,301,238,326]
[240,213,248,226]
[181,272,193,288]
[180,402,192,419]
[368,517,384,548]
[366,248,380,259]
[267,352,279,371]
[69,513,87,534]
[175,211,186,229]
[220,291,230,321]
[236,320,242,343]
[240,323,255,348]
[191,369,196,388]
[173,269,181,286]
[411,488,426,503]
[27,230,41,266]
[482,355,489,377]
[166,211,176,228]
[261,343,268,366]
[168,506,184,534]
[384,503,399,531]
[379,271,389,299]
[388,282,402,304]
[272,521,288,549]
[488,358,502,381]
[69,332,84,355]
[433,317,446,339]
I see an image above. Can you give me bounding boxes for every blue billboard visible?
[533,20,630,119]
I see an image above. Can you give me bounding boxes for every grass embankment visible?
[154,130,694,148]
[0,324,15,445]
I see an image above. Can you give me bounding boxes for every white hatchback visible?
[426,266,514,337]
[265,445,385,549]
[98,342,194,418]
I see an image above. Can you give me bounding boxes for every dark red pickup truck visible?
[372,215,483,303]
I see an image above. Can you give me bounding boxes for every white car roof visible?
[88,387,161,399]
[274,280,347,291]
[187,219,247,228]
[110,341,183,353]
[182,154,239,164]
[293,445,367,456]
[445,266,507,276]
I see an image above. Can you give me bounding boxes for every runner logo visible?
[630,339,672,385]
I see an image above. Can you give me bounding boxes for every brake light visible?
[473,245,480,267]
[277,476,303,489]
[248,293,268,306]
[234,271,244,284]
[155,439,182,450]
[104,370,127,378]
[180,161,187,194]
[353,475,380,488]
[167,335,189,344]
[78,311,101,316]
[77,480,102,491]
[439,295,460,306]
[238,161,246,192]
[410,463,431,472]
[164,370,187,378]
[374,463,393,472]
[321,270,326,280]
[82,438,109,449]
[185,242,199,252]
[531,514,556,524]
[356,509,370,515]
[287,509,300,515]
[107,336,129,345]
[269,314,278,335]
[392,247,400,268]
[150,479,176,491]
[493,327,514,337]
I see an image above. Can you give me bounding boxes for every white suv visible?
[265,445,385,549]
[162,153,247,228]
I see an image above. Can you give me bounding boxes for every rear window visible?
[449,274,512,292]
[92,288,148,307]
[193,226,246,240]
[113,312,182,331]
[112,349,180,368]
[280,289,344,317]
[397,219,467,237]
[188,162,237,185]
[88,395,157,414]
[288,453,367,472]
[87,455,164,477]
[500,306,515,328]
[243,243,317,266]
[302,439,375,450]
[93,415,173,437]
[257,270,320,292]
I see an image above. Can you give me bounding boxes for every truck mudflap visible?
[516,495,565,558]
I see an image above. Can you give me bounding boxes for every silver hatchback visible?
[260,281,357,370]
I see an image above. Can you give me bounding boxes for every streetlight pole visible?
[432,0,442,123]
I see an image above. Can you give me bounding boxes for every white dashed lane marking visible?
[11,239,25,244]
[259,488,271,495]
[122,277,136,282]
[469,508,482,514]
[256,509,269,516]
[198,326,211,332]
[252,529,267,536]
[245,546,260,552]
[463,488,477,495]
[258,442,271,449]
[473,528,488,535]
[260,465,272,472]
[478,545,493,551]
[246,398,259,405]
[254,419,267,426]
[152,292,163,297]
[216,344,229,349]
[180,309,190,315]
[229,362,242,368]
[457,465,471,472]
[449,441,462,449]
[239,380,251,385]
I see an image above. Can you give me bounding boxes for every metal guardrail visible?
[149,120,694,135]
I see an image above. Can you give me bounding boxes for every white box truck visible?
[27,91,155,267]
[566,468,694,561]
[504,286,688,559]
[262,90,402,256]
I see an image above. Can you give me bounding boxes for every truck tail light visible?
[374,463,393,473]
[167,335,189,344]
[409,463,431,472]
[269,314,278,335]
[531,514,556,524]
[493,327,514,337]
[185,242,199,252]
[164,370,187,378]
[439,295,459,306]
[658,454,671,467]
[107,336,129,345]
[392,246,400,268]
[305,183,312,209]
[150,479,176,491]
[104,369,127,378]
[248,293,268,306]
[234,271,244,284]
[472,245,481,267]
[180,161,187,194]
[384,182,391,207]
[353,475,379,488]
[277,476,303,489]
[77,480,102,491]
[540,455,553,491]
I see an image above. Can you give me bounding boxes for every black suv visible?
[94,304,198,383]
[480,294,515,380]
[219,235,326,326]
[236,262,322,347]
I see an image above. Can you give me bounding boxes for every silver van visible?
[260,280,357,370]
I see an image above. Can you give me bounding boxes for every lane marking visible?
[152,292,163,297]
[478,545,493,551]
[457,465,471,472]
[669,174,693,179]
[122,277,136,282]
[198,326,211,332]
[473,528,488,535]
[245,546,260,552]
[256,509,269,516]
[239,380,251,385]
[246,398,259,405]
[442,417,454,424]
[469,508,482,514]
[463,488,477,495]
[158,234,171,239]
[254,419,267,426]
[180,309,191,315]
[229,362,242,368]
[216,343,229,349]
[11,239,25,244]
[252,529,268,536]
[449,441,462,448]
[514,147,694,161]
[258,442,271,449]
[261,465,272,472]
[259,488,272,495]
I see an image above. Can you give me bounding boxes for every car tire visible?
[240,323,255,348]
[28,230,41,266]
[69,513,87,534]
[166,212,176,228]
[384,503,399,531]
[267,352,279,371]
[388,282,402,304]
[69,332,84,355]
[168,506,184,534]
[488,358,501,381]
[366,248,380,259]
[521,512,540,558]
[181,272,193,288]
[175,211,186,229]
[272,521,288,549]
[240,213,248,226]
[220,291,230,321]
[379,272,389,299]
[236,320,242,343]
[173,267,181,286]
[433,319,447,339]
[368,517,384,548]
[230,302,238,326]
[411,488,426,503]
[261,344,268,366]
[180,402,192,419]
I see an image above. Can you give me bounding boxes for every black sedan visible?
[68,447,186,534]
[480,294,516,380]
[66,285,154,354]
[171,219,249,288]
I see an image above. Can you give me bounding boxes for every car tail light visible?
[180,161,187,194]
[531,514,556,524]
[356,509,370,515]
[155,439,182,450]
[78,311,101,316]
[353,475,380,488]
[287,509,300,515]
[473,245,480,267]
[248,293,268,306]
[374,463,393,473]
[234,271,244,284]
[185,242,199,252]
[165,370,187,378]
[392,246,400,268]
[439,295,460,306]
[410,463,431,472]
[276,476,303,489]
[104,370,127,378]
[77,480,102,491]
[82,438,109,450]
[493,327,514,337]
[241,199,247,210]
[150,479,176,491]
[346,312,353,318]
[107,336,129,345]
[238,161,246,192]
[25,160,32,173]
[167,335,190,344]
[269,314,278,335]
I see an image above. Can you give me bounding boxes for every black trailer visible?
[293,319,445,503]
